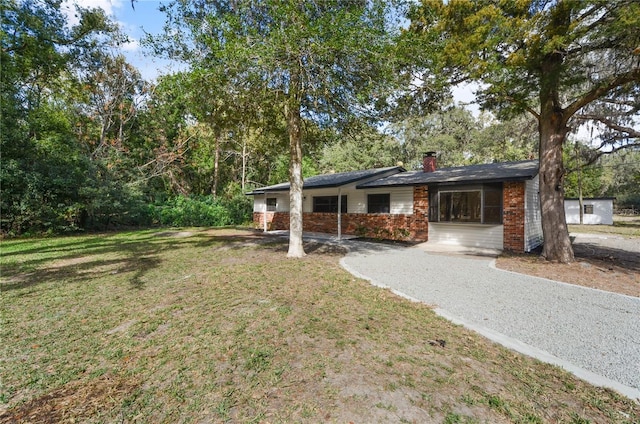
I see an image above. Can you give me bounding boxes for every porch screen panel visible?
[429,189,439,221]
[266,198,277,211]
[483,184,503,224]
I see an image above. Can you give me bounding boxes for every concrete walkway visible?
[339,242,640,401]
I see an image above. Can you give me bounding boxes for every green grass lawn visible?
[1,228,638,423]
[569,215,640,238]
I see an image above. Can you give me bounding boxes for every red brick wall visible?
[252,212,288,231]
[503,181,526,252]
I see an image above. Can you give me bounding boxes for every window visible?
[368,193,390,213]
[313,195,347,213]
[439,191,481,222]
[429,184,503,224]
[584,204,594,214]
[266,198,277,212]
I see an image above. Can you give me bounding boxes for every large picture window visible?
[313,195,347,213]
[439,191,481,222]
[429,184,503,224]
[367,193,390,213]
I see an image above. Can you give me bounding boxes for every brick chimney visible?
[423,152,437,173]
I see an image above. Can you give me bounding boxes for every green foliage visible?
[319,123,403,172]
[615,193,640,210]
[220,189,254,225]
[406,0,639,150]
[149,195,252,228]
[563,145,605,199]
[391,107,537,169]
[563,168,604,199]
[151,196,231,228]
[563,147,640,207]
[0,0,137,236]
[267,154,321,185]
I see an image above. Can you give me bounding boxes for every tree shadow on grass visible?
[1,228,334,293]
[1,231,192,292]
[614,217,640,230]
[1,254,163,292]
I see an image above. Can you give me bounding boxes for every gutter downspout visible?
[337,188,342,241]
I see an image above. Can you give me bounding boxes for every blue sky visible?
[63,0,181,81]
[118,1,186,81]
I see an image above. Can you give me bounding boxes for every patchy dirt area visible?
[0,373,139,424]
[496,233,640,298]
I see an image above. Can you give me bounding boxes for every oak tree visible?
[408,0,640,262]
[150,0,400,257]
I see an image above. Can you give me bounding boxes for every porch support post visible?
[263,193,267,232]
[337,188,342,240]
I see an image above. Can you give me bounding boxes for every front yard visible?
[1,228,638,423]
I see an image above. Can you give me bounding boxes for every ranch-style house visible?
[247,153,544,253]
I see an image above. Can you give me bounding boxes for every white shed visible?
[564,197,615,225]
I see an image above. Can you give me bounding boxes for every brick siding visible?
[503,181,526,252]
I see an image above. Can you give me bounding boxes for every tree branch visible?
[574,113,640,139]
[564,68,640,120]
[581,141,640,166]
[502,95,540,120]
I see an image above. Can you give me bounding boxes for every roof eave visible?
[357,173,538,189]
[246,166,406,195]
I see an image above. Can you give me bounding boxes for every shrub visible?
[220,194,253,225]
[615,193,640,211]
[149,195,253,228]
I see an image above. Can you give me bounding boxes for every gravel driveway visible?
[339,242,640,401]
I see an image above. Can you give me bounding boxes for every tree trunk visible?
[538,61,574,263]
[539,123,573,262]
[286,75,306,258]
[573,141,584,225]
[212,134,220,198]
[241,139,247,192]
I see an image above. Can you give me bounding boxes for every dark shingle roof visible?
[246,166,404,195]
[357,160,539,188]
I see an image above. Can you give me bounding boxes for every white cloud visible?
[61,0,140,52]
[120,38,140,52]
[61,0,124,27]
